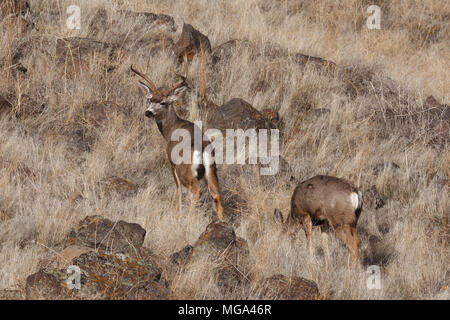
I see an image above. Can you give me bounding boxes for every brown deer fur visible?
[275,175,363,264]
[131,65,223,219]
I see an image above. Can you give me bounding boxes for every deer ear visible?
[137,80,153,98]
[173,86,187,95]
[168,86,187,102]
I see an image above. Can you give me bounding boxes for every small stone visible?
[25,270,64,300]
[259,274,320,300]
[363,185,385,210]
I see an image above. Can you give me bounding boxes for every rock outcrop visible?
[65,215,146,256]
[56,37,127,77]
[363,185,385,210]
[258,274,320,300]
[18,216,320,300]
[208,98,275,131]
[170,221,251,295]
[24,216,169,300]
[174,23,212,62]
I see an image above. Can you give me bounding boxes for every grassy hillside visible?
[0,0,448,299]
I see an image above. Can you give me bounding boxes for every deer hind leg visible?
[335,224,359,266]
[350,224,360,267]
[321,232,329,266]
[204,165,223,220]
[187,182,202,213]
[171,169,182,214]
[301,214,313,256]
[320,220,331,265]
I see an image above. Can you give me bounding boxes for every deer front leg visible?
[204,165,223,220]
[172,169,182,214]
[301,214,313,256]
[187,183,201,214]
[335,224,359,267]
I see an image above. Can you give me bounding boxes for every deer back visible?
[291,175,361,226]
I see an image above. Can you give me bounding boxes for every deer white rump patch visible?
[203,150,214,176]
[350,192,360,211]
[192,150,203,178]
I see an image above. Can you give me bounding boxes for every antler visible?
[161,67,187,96]
[130,65,161,95]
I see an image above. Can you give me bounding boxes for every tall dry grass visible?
[0,0,448,299]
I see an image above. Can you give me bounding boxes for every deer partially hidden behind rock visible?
[131,65,223,220]
[274,175,363,264]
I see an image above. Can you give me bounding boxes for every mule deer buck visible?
[131,65,223,220]
[274,175,363,264]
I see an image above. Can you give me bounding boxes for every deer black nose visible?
[145,110,154,118]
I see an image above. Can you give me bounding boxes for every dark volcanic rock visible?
[101,177,137,197]
[79,100,122,128]
[87,8,176,55]
[0,289,23,300]
[216,264,248,295]
[56,37,127,77]
[26,250,169,300]
[0,95,13,118]
[208,98,279,179]
[373,162,400,175]
[170,245,193,267]
[0,93,45,119]
[211,39,255,65]
[9,36,52,75]
[174,23,212,62]
[64,100,126,153]
[71,250,167,299]
[424,96,450,121]
[25,216,169,300]
[423,96,450,147]
[0,155,36,181]
[258,274,320,300]
[88,8,176,37]
[363,185,385,210]
[208,98,274,131]
[194,221,237,253]
[116,10,176,32]
[56,37,118,61]
[66,215,146,256]
[261,108,280,128]
[26,270,64,300]
[170,221,251,295]
[293,52,336,71]
[211,39,335,72]
[66,128,92,153]
[0,0,30,17]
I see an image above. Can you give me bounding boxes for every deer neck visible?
[156,104,181,140]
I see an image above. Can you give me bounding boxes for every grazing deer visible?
[274,175,363,264]
[131,65,223,220]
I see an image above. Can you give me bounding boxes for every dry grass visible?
[0,0,448,299]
